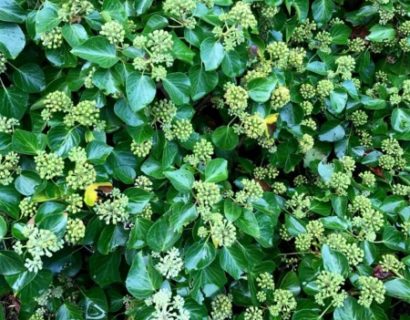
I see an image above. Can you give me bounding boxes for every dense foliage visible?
[0,0,410,319]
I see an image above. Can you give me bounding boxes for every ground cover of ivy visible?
[0,0,410,319]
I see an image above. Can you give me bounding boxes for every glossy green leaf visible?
[71,36,119,68]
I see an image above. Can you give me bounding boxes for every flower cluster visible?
[14,226,64,273]
[153,247,183,279]
[132,30,174,81]
[145,289,190,320]
[34,152,64,180]
[94,188,129,224]
[0,152,19,185]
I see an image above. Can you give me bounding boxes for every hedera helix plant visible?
[0,0,410,319]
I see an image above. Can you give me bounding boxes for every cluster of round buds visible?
[185,139,214,166]
[100,21,125,45]
[0,52,6,73]
[299,83,316,100]
[66,193,83,214]
[224,83,248,116]
[244,306,263,320]
[66,162,96,190]
[253,164,279,180]
[0,116,19,134]
[292,19,317,43]
[154,247,184,279]
[19,197,37,218]
[163,0,197,29]
[359,171,376,187]
[193,181,221,209]
[315,271,347,307]
[234,179,263,207]
[164,119,193,142]
[34,152,64,180]
[131,139,153,158]
[42,91,73,120]
[316,79,334,98]
[357,276,385,307]
[298,134,314,153]
[151,99,177,124]
[58,0,94,22]
[380,254,405,275]
[350,110,368,126]
[211,294,233,320]
[328,172,351,196]
[222,1,257,29]
[335,55,356,80]
[95,188,129,225]
[256,272,275,290]
[269,289,297,319]
[65,218,86,244]
[285,192,311,219]
[64,100,100,127]
[325,233,364,266]
[41,27,64,49]
[210,219,237,247]
[241,114,265,139]
[134,175,153,191]
[348,38,366,53]
[271,86,290,110]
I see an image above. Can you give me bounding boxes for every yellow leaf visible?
[84,182,113,206]
[264,113,279,136]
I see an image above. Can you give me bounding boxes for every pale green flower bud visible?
[41,27,63,49]
[65,218,86,244]
[34,152,64,180]
[357,276,385,308]
[100,21,125,45]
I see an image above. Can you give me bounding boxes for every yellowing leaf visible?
[264,113,279,136]
[84,182,113,206]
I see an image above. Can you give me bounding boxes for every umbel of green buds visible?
[34,152,64,180]
[0,52,6,74]
[41,27,63,49]
[271,86,290,110]
[100,21,125,45]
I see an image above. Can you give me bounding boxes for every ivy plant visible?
[0,0,410,319]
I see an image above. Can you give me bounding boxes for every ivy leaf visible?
[164,167,194,193]
[126,253,162,299]
[384,278,410,303]
[71,36,119,68]
[248,77,277,103]
[12,129,47,155]
[205,158,228,183]
[0,87,28,120]
[0,251,25,275]
[200,37,224,71]
[126,72,156,111]
[0,0,26,23]
[162,72,191,105]
[285,0,309,21]
[12,63,46,93]
[47,125,81,157]
[212,126,239,151]
[321,244,349,277]
[189,66,218,101]
[185,241,217,271]
[89,251,122,287]
[219,244,247,280]
[56,303,84,320]
[312,0,334,25]
[0,22,25,59]
[391,108,410,133]
[367,24,396,42]
[146,217,181,252]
